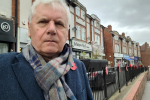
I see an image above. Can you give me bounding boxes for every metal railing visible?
[86,65,148,100]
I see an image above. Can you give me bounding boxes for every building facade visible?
[141,42,150,66]
[0,0,19,54]
[103,25,114,67]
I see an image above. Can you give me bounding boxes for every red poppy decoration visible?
[105,66,108,75]
[130,64,132,70]
[71,62,77,70]
[125,64,128,71]
[118,63,121,72]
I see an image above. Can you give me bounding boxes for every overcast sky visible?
[78,0,150,46]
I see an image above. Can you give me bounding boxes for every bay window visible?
[82,28,85,40]
[81,10,85,19]
[76,24,86,41]
[76,7,80,16]
[76,25,81,39]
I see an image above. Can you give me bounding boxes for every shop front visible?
[123,55,134,66]
[138,57,142,64]
[129,56,135,65]
[114,53,123,67]
[71,39,92,59]
[134,57,139,64]
[0,18,16,54]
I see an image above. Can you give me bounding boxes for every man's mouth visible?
[45,40,56,43]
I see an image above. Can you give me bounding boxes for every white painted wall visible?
[86,23,90,43]
[86,17,90,23]
[91,26,94,41]
[0,0,12,18]
[70,13,75,38]
[76,17,85,26]
[95,28,100,34]
[69,6,74,13]
[20,0,32,29]
[101,29,103,47]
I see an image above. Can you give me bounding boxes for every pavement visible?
[141,79,150,100]
[109,72,148,100]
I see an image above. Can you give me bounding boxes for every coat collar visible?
[12,53,45,100]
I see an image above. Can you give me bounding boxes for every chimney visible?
[122,32,125,36]
[107,25,112,31]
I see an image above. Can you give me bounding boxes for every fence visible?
[83,60,148,100]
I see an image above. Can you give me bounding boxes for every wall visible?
[86,22,90,43]
[104,28,114,67]
[76,17,85,26]
[0,0,12,18]
[20,0,32,29]
[70,12,75,38]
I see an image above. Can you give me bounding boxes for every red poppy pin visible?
[71,62,77,70]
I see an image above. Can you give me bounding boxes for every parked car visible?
[87,70,116,90]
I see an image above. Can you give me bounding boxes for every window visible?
[134,44,136,47]
[98,36,100,45]
[123,47,126,53]
[76,7,80,16]
[123,39,126,43]
[94,21,100,28]
[0,43,9,54]
[76,7,86,20]
[129,42,131,45]
[134,50,136,55]
[82,28,85,40]
[115,35,118,40]
[81,10,85,19]
[129,48,132,54]
[76,25,81,39]
[94,34,100,45]
[115,44,119,52]
[76,24,86,41]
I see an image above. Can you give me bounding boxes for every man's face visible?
[28,3,68,57]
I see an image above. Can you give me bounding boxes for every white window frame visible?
[134,49,136,55]
[82,28,85,40]
[123,47,126,53]
[76,25,81,39]
[94,34,100,45]
[76,7,80,16]
[129,42,131,45]
[115,35,118,40]
[115,44,119,52]
[98,36,100,45]
[81,10,85,19]
[123,39,126,43]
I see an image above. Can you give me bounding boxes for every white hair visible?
[28,0,70,28]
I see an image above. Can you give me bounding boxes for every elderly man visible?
[0,0,93,100]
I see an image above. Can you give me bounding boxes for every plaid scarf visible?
[22,43,76,100]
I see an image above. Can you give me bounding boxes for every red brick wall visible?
[12,0,20,51]
[104,28,114,67]
[141,42,150,66]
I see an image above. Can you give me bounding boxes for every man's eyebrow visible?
[56,19,65,24]
[37,17,48,21]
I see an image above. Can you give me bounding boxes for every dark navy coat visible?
[0,52,93,100]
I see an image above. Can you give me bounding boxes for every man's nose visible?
[46,21,56,35]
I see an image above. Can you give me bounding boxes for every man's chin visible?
[43,49,59,54]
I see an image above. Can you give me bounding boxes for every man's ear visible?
[28,22,31,38]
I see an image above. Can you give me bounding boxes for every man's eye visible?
[56,22,63,26]
[39,21,48,23]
